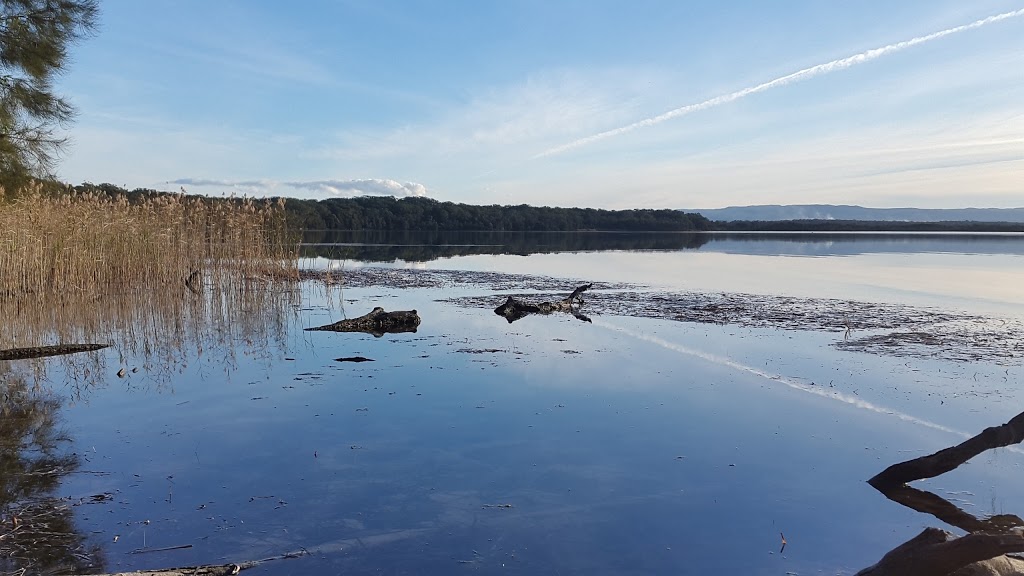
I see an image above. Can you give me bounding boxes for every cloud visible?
[164,177,429,198]
[168,178,272,189]
[315,69,653,163]
[284,179,428,197]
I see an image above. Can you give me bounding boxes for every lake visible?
[4,231,1024,575]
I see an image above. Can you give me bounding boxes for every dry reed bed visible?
[0,186,303,389]
[0,186,298,297]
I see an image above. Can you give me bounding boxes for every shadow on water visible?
[1,364,105,575]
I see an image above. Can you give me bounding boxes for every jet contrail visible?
[592,318,974,438]
[536,8,1024,158]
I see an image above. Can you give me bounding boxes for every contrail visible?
[592,318,974,438]
[536,8,1024,158]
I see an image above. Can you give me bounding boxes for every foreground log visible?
[305,307,420,337]
[869,411,1024,489]
[855,528,1024,576]
[0,343,110,361]
[858,409,1024,575]
[494,284,592,324]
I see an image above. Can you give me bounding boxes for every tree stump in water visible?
[305,307,420,337]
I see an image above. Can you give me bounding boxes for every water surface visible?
[5,232,1024,575]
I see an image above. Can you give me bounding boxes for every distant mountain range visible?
[686,204,1024,223]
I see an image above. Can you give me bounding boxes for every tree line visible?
[285,194,712,232]
[28,183,1024,233]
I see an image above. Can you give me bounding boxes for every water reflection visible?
[302,230,709,262]
[0,279,305,573]
[300,230,1024,263]
[0,364,104,575]
[0,278,300,393]
[1,236,1023,574]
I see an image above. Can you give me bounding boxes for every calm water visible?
[7,232,1024,575]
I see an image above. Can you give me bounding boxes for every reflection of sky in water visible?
[304,234,1024,317]
[57,272,1024,574]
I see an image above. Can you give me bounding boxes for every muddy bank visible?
[301,268,1024,363]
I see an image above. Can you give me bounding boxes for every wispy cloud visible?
[317,70,651,162]
[285,179,428,197]
[537,7,1024,158]
[169,178,273,189]
[165,178,429,198]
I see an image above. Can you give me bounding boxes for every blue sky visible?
[57,0,1023,209]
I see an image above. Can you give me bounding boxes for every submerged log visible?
[494,284,592,324]
[305,307,420,337]
[91,550,306,576]
[0,343,110,361]
[94,562,247,576]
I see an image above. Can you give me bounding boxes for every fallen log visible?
[869,410,1024,489]
[494,284,592,324]
[0,343,110,361]
[305,307,420,337]
[858,409,1024,575]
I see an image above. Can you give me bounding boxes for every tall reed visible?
[0,183,303,391]
[0,183,298,298]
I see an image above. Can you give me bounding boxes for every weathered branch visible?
[869,410,1024,489]
[494,283,592,324]
[305,307,420,337]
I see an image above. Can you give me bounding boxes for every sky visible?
[56,0,1024,209]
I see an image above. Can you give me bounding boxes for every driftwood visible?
[870,411,1024,489]
[858,409,1024,576]
[305,307,420,337]
[0,343,110,361]
[494,284,592,324]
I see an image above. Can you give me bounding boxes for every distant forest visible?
[283,194,712,232]
[54,184,1024,233]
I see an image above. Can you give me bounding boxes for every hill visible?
[686,204,1024,223]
